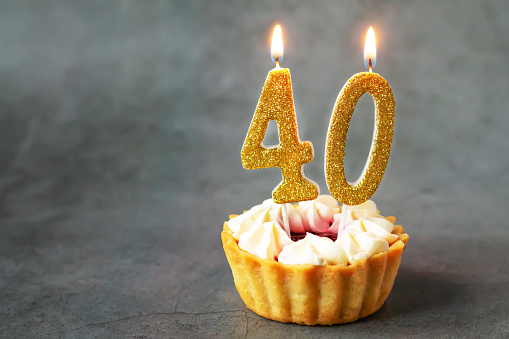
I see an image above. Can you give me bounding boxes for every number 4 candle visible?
[241,25,319,204]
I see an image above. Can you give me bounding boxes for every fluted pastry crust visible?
[221,217,408,325]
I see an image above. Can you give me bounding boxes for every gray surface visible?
[0,1,508,337]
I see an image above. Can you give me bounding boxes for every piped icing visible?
[227,204,274,240]
[338,229,389,263]
[227,195,397,266]
[350,217,398,245]
[278,233,347,266]
[329,200,382,235]
[293,197,340,233]
[263,199,303,235]
[238,221,293,260]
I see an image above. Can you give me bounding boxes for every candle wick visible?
[275,56,280,68]
[368,58,373,73]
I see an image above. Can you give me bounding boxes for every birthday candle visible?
[325,27,395,206]
[241,25,319,204]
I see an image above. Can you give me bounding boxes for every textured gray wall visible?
[0,1,508,337]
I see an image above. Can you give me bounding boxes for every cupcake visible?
[221,195,409,325]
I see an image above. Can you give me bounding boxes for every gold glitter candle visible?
[241,26,319,204]
[325,27,395,206]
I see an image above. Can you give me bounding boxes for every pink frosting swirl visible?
[293,199,339,233]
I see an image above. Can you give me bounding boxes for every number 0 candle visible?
[241,25,319,204]
[325,27,395,206]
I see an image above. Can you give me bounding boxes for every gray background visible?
[0,1,508,337]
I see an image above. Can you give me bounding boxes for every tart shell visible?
[221,218,409,325]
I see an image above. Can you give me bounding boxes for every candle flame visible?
[271,25,284,64]
[364,27,376,71]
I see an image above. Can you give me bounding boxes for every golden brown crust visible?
[221,218,408,325]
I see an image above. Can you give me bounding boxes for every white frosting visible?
[227,204,274,240]
[238,221,293,260]
[339,227,389,264]
[329,200,383,235]
[294,196,340,233]
[228,196,398,266]
[350,200,379,219]
[350,217,398,245]
[315,195,340,209]
[278,233,347,266]
[264,200,304,234]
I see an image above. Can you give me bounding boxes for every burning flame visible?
[271,25,284,65]
[364,27,376,71]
